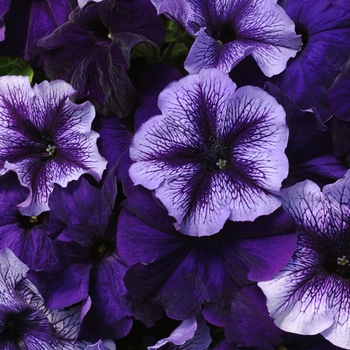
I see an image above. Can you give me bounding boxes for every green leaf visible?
[0,56,34,82]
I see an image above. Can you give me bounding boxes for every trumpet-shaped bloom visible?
[259,170,350,349]
[0,75,107,216]
[151,0,301,76]
[129,68,289,236]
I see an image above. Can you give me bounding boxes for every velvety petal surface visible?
[273,0,350,120]
[118,187,296,326]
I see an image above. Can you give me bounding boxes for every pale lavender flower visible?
[151,0,301,76]
[259,170,350,349]
[129,68,289,236]
[0,75,107,216]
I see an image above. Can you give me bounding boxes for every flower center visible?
[216,159,227,169]
[40,142,57,162]
[295,24,309,49]
[324,253,350,279]
[89,239,115,263]
[18,212,49,232]
[202,137,230,172]
[46,144,56,156]
[205,23,237,44]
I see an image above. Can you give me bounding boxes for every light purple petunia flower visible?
[129,68,289,236]
[0,75,107,216]
[258,169,350,349]
[0,248,84,349]
[151,0,301,76]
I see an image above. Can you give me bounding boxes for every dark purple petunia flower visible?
[151,0,301,76]
[0,0,76,64]
[129,68,289,236]
[38,0,165,117]
[0,75,107,216]
[28,177,133,342]
[0,248,84,349]
[272,0,350,120]
[259,169,350,348]
[118,186,296,326]
[147,316,211,350]
[0,172,57,271]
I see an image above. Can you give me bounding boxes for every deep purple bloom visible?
[272,0,350,120]
[129,68,289,236]
[259,170,350,348]
[0,172,56,271]
[151,0,301,76]
[28,177,132,342]
[0,75,107,216]
[0,0,76,63]
[38,0,165,117]
[0,248,84,349]
[118,187,296,326]
[147,316,211,350]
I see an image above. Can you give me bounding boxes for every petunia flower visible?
[28,177,133,341]
[151,0,301,76]
[0,248,84,349]
[0,75,107,216]
[258,169,350,349]
[0,0,76,64]
[129,68,289,236]
[38,0,165,117]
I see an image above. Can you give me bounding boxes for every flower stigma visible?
[337,255,349,266]
[28,216,38,224]
[46,144,56,156]
[216,158,227,169]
